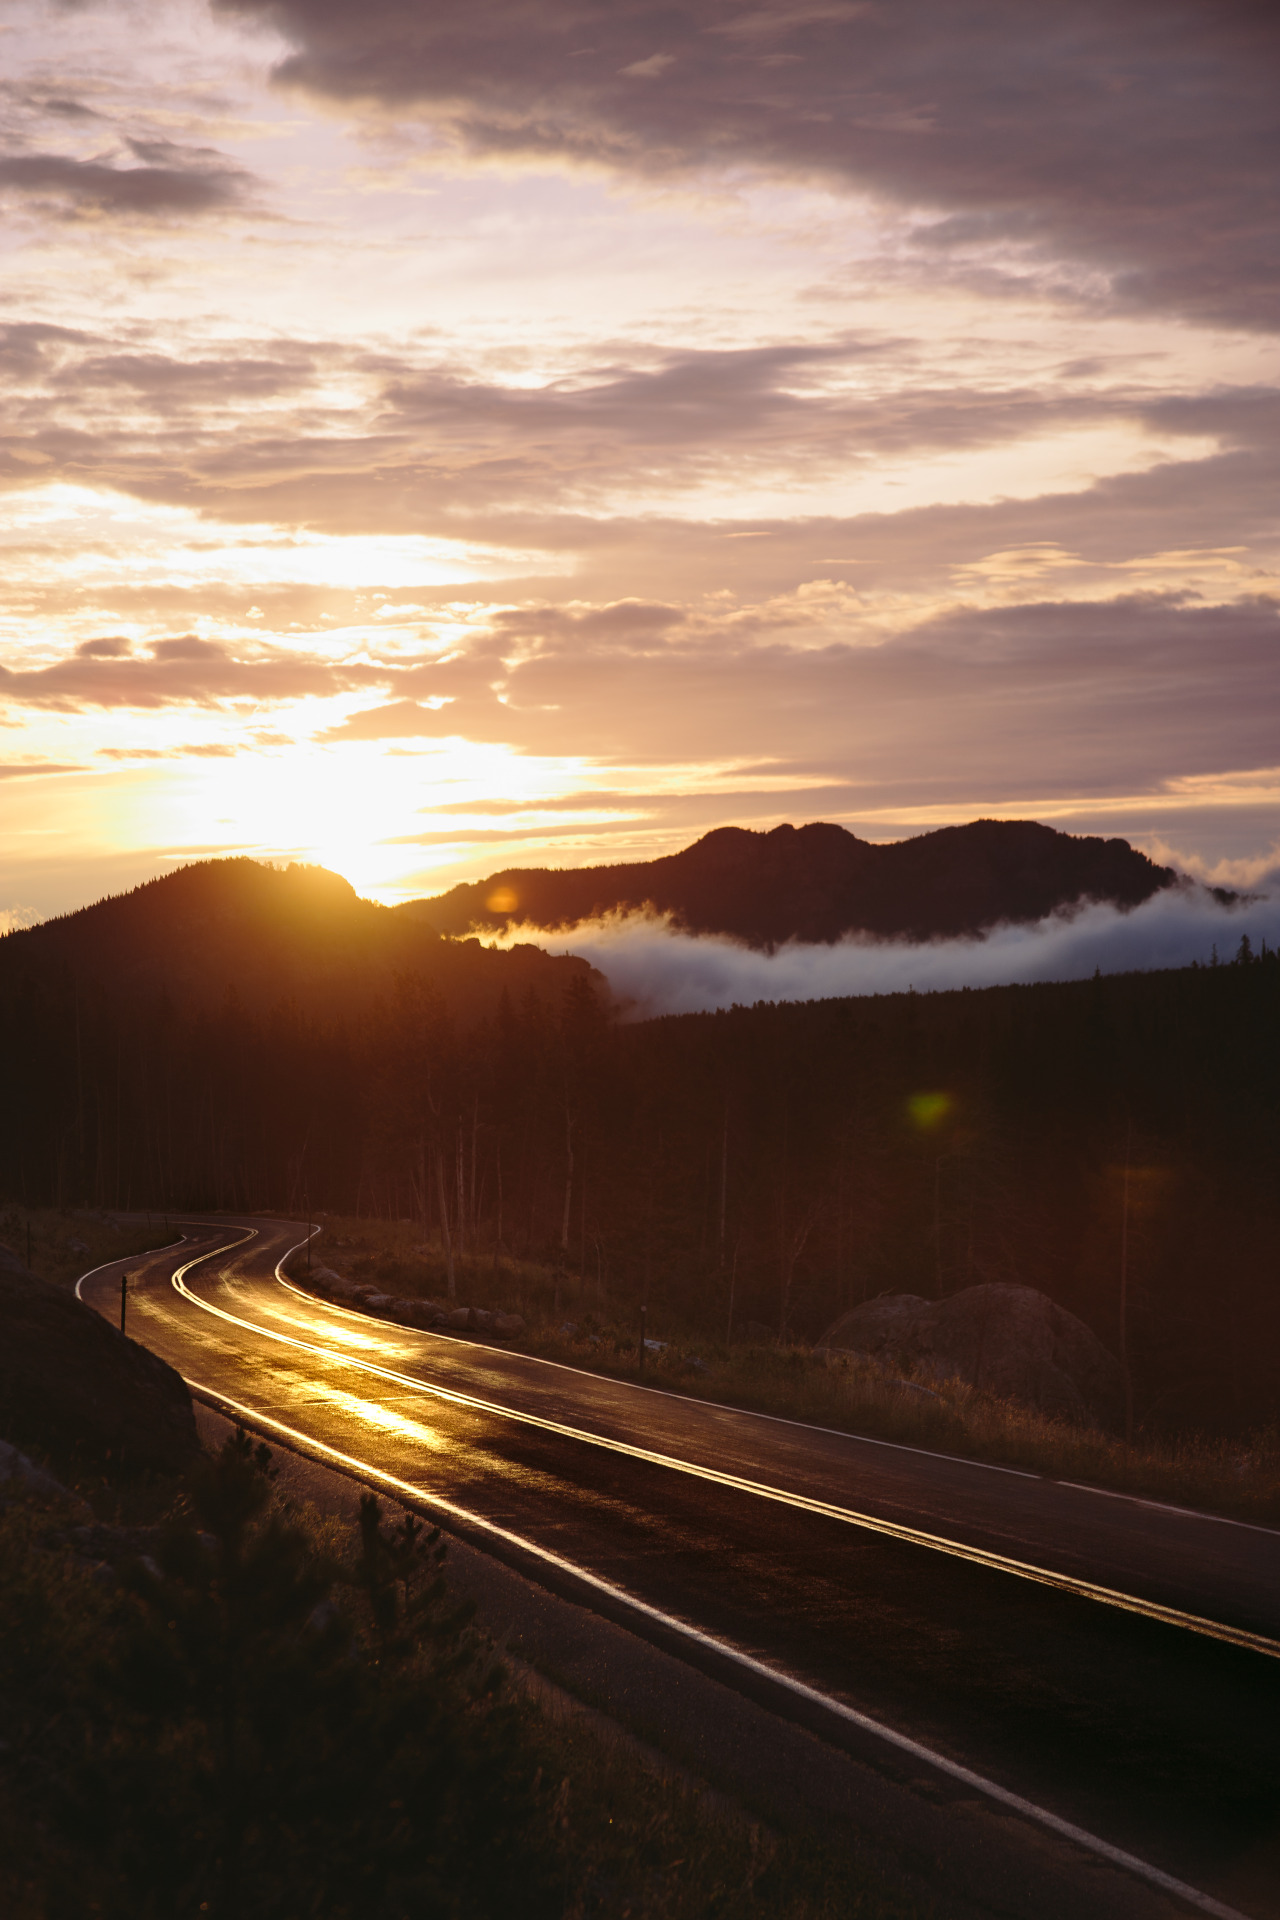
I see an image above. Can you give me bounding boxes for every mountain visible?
[0,858,602,1218]
[414,819,1176,948]
[0,857,596,1023]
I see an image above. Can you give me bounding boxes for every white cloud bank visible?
[504,879,1280,1017]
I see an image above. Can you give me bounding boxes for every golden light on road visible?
[306,1384,449,1452]
[264,1306,386,1350]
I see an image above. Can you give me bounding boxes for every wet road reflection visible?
[80,1215,1280,1913]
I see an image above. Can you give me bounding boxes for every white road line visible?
[273,1232,1279,1534]
[1053,1479,1280,1538]
[74,1234,187,1302]
[157,1219,1278,1539]
[166,1233,1280,1661]
[187,1376,1256,1920]
[272,1246,1038,1480]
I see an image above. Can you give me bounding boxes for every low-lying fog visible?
[495,877,1280,1018]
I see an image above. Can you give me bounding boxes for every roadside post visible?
[639,1303,647,1376]
[120,1270,130,1334]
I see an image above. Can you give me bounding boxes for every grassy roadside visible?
[298,1214,1280,1529]
[0,1203,179,1290]
[0,1440,918,1920]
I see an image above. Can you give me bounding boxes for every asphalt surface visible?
[80,1216,1280,1920]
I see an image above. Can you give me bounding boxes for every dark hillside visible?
[1,854,1275,1436]
[417,818,1176,947]
[0,857,594,1026]
[0,859,598,1216]
[0,1242,197,1476]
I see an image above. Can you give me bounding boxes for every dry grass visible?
[0,1204,179,1291]
[0,1459,920,1920]
[300,1214,1280,1529]
[516,1683,926,1920]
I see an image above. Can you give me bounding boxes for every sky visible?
[2,0,1278,930]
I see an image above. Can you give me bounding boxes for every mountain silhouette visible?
[415,819,1176,948]
[0,857,596,1019]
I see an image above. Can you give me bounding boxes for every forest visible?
[1,861,1277,1436]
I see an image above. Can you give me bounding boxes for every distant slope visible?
[0,858,596,1022]
[0,859,603,1216]
[414,819,1176,948]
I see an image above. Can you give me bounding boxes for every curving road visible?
[79,1216,1280,1920]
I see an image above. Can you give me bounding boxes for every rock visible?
[338,1289,520,1337]
[406,1301,447,1328]
[825,1292,925,1354]
[66,1237,90,1255]
[557,1321,579,1337]
[309,1266,343,1286]
[0,1243,199,1475]
[383,1298,443,1329]
[818,1284,1124,1430]
[64,1519,165,1574]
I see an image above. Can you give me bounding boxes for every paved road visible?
[81,1216,1280,1919]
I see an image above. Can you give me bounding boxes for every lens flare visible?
[908,1092,952,1129]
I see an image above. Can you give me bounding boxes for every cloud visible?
[62,349,318,408]
[385,824,603,846]
[317,698,465,741]
[376,343,1158,491]
[0,305,1263,551]
[76,637,131,658]
[0,905,43,935]
[0,761,82,779]
[514,882,1280,1018]
[0,636,384,712]
[216,0,1280,329]
[619,53,676,79]
[40,97,102,122]
[429,790,664,817]
[0,140,255,217]
[0,322,87,378]
[289,585,1280,809]
[97,743,238,760]
[420,590,1280,796]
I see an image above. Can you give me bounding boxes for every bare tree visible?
[435,1151,456,1301]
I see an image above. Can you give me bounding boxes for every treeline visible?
[2,936,1277,1433]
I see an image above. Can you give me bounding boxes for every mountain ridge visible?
[413,818,1177,949]
[0,856,597,1022]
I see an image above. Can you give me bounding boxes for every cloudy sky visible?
[2,0,1277,924]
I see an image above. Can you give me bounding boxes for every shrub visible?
[0,1431,556,1919]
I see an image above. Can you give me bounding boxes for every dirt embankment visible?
[0,1243,197,1477]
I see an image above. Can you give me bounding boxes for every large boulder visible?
[819,1283,1125,1430]
[0,1244,198,1475]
